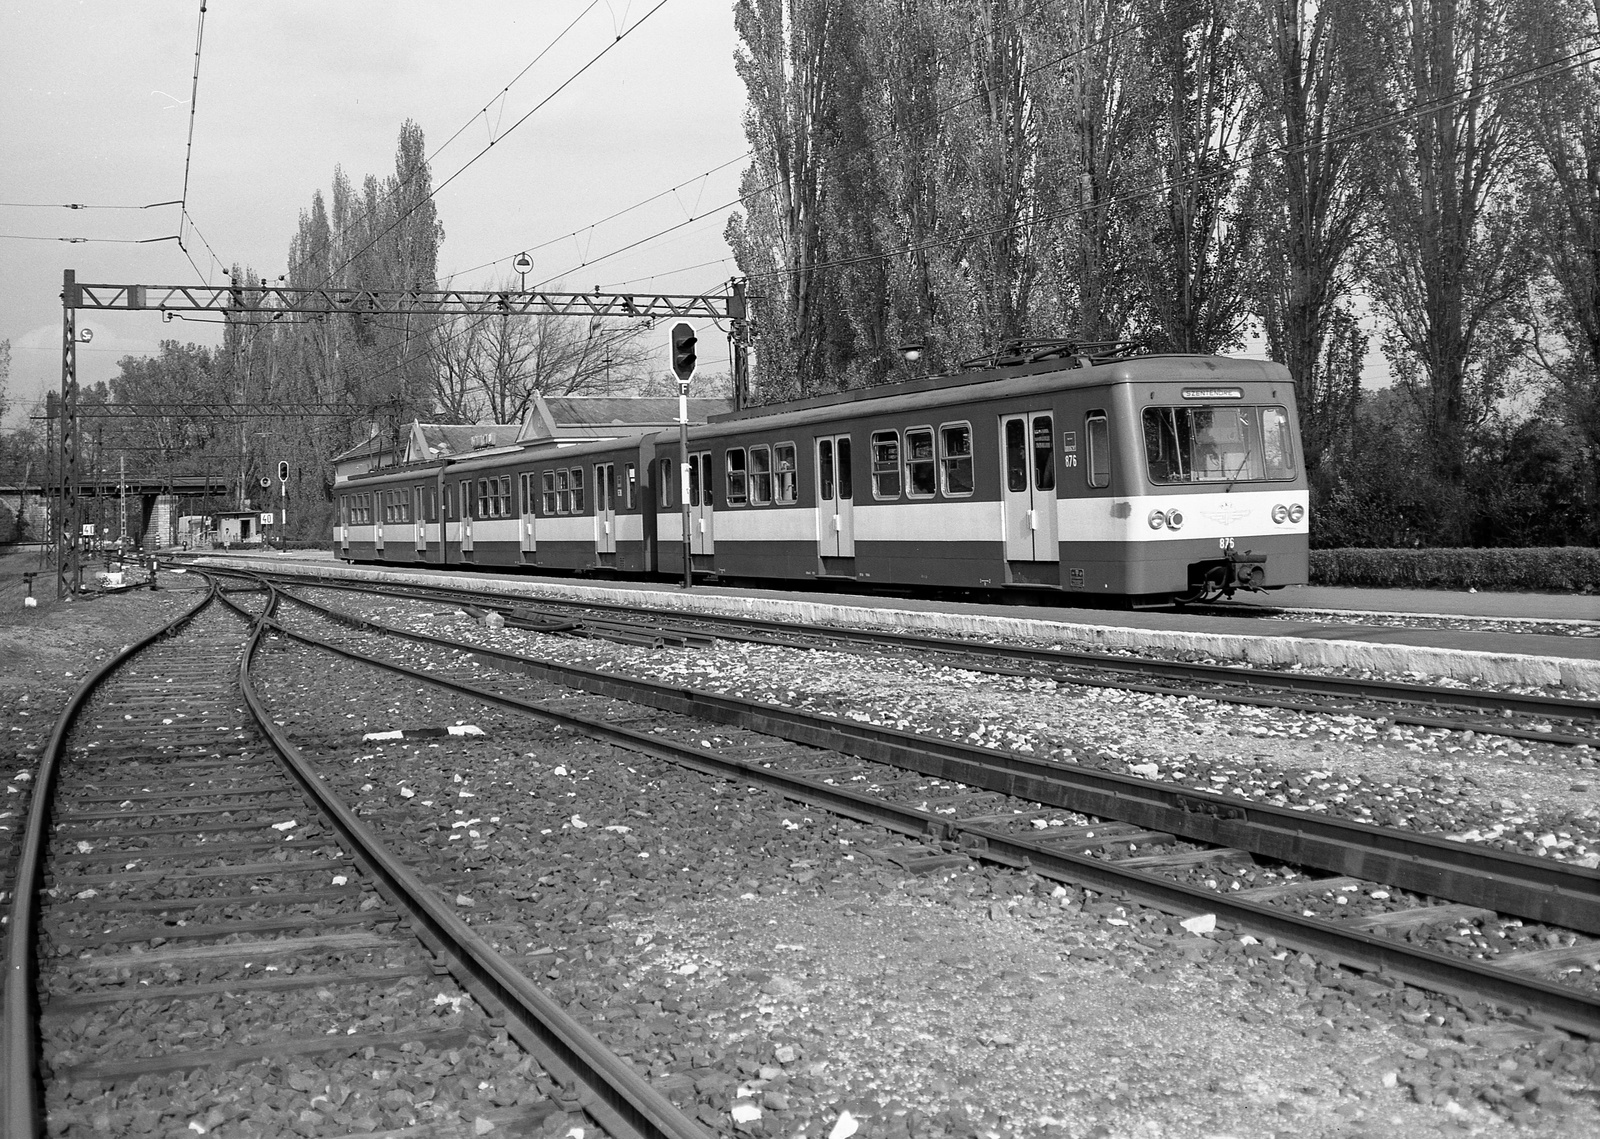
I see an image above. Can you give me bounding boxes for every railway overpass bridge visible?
[3,474,237,550]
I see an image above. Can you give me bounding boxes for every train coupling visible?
[1189,551,1268,600]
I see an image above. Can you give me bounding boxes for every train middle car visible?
[336,353,1310,605]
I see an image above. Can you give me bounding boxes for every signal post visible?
[670,322,697,590]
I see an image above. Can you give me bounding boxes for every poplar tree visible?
[1365,0,1534,501]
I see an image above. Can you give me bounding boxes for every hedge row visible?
[1309,547,1600,592]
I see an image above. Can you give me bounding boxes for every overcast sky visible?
[0,1,750,426]
[3,1,1390,435]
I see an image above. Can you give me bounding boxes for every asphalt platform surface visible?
[188,547,1600,667]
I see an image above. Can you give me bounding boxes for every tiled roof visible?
[544,397,734,427]
[415,423,520,458]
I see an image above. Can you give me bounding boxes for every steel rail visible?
[1,579,216,1139]
[219,582,711,1139]
[273,585,1600,938]
[259,600,1600,1039]
[231,567,1600,743]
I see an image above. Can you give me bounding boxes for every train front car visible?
[1083,357,1309,604]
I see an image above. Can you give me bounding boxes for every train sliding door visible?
[816,434,855,558]
[687,452,714,556]
[1000,412,1058,561]
[459,479,474,554]
[519,472,537,557]
[414,484,427,556]
[594,462,617,555]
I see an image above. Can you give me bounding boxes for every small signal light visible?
[1147,509,1166,530]
[1271,504,1289,524]
[1165,508,1185,530]
[669,322,698,387]
[1288,503,1305,523]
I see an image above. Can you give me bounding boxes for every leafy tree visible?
[1036,0,1153,343]
[274,119,446,536]
[1129,0,1260,354]
[1242,0,1381,473]
[0,337,10,426]
[726,0,854,400]
[1364,0,1535,499]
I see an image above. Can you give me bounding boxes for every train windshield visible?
[1143,405,1296,484]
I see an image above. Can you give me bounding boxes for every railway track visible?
[255,573,1600,1039]
[221,567,1600,749]
[0,573,709,1139]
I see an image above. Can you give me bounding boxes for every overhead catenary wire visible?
[425,0,599,167]
[0,234,177,244]
[441,2,1042,284]
[321,0,673,289]
[175,1,212,278]
[283,1,606,289]
[0,200,181,211]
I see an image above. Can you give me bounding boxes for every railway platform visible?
[187,549,1600,691]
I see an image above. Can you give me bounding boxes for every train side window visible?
[939,422,974,497]
[625,463,637,508]
[658,457,674,508]
[905,428,936,497]
[1033,416,1056,491]
[498,476,512,517]
[571,467,585,513]
[726,448,748,506]
[749,446,772,505]
[1086,412,1111,488]
[540,471,555,515]
[1004,419,1027,492]
[556,470,571,514]
[871,430,901,499]
[773,442,797,503]
[1262,407,1296,477]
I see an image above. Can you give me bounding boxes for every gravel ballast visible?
[242,591,1600,1137]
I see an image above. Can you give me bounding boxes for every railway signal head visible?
[277,460,289,484]
[670,322,697,388]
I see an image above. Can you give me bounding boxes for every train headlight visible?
[1165,508,1184,530]
[1288,503,1305,523]
[1147,509,1166,530]
[1271,504,1289,524]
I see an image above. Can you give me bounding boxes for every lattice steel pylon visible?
[56,272,80,601]
[56,270,750,598]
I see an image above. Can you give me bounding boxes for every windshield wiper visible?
[1225,449,1252,492]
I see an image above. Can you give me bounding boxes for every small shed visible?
[214,510,265,547]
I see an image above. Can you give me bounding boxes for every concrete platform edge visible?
[198,558,1600,691]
